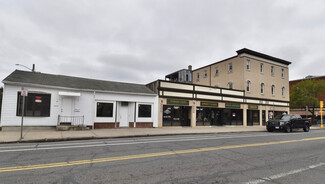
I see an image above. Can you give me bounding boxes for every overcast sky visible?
[1,0,325,86]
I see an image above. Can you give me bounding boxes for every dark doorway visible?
[223,109,243,125]
[247,110,260,126]
[163,105,190,126]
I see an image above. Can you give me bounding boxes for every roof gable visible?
[3,70,155,95]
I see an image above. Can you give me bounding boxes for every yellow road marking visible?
[0,136,325,173]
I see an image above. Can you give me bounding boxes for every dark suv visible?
[266,114,310,133]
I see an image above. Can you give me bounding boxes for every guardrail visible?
[58,115,84,126]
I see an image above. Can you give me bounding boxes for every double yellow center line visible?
[1,136,324,173]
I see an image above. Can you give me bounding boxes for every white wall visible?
[0,84,158,127]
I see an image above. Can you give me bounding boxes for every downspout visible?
[210,66,212,86]
[115,102,118,128]
[134,102,137,128]
[92,91,96,129]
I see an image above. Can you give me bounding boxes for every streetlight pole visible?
[15,64,35,72]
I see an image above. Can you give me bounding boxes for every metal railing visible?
[58,115,84,126]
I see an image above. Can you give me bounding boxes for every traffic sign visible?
[21,87,28,96]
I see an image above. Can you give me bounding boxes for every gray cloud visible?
[1,0,325,86]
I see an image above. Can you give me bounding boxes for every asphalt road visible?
[0,129,325,184]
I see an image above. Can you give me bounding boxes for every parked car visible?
[266,114,311,133]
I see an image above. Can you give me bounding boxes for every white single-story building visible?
[0,70,158,130]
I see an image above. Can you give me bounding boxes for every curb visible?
[0,129,267,144]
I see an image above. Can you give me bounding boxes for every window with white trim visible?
[96,102,113,117]
[228,82,233,89]
[138,104,152,118]
[260,63,264,73]
[246,60,250,70]
[282,87,285,97]
[196,73,200,81]
[281,68,285,78]
[228,63,233,72]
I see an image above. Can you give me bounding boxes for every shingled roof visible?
[3,70,155,95]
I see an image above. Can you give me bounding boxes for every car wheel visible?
[284,124,291,133]
[267,128,274,132]
[303,124,310,132]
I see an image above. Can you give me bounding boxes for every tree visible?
[290,79,325,123]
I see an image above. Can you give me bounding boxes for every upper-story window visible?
[282,87,285,97]
[228,82,233,89]
[281,68,285,78]
[186,74,189,81]
[196,73,200,81]
[203,70,208,78]
[271,85,275,96]
[228,63,233,72]
[246,60,250,70]
[246,80,251,92]
[260,63,264,73]
[215,66,219,76]
[261,83,265,94]
[271,66,275,76]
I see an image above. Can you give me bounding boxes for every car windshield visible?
[274,115,291,121]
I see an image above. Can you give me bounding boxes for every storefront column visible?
[158,99,164,127]
[259,109,263,126]
[191,101,196,127]
[243,104,247,126]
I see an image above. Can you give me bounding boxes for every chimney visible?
[32,64,35,72]
[188,65,192,71]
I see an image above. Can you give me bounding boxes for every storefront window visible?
[97,102,113,117]
[163,105,190,126]
[138,104,152,118]
[17,92,51,117]
[196,108,222,126]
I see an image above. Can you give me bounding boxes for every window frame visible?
[271,66,275,76]
[246,80,251,92]
[246,60,250,70]
[260,63,264,73]
[96,102,114,118]
[215,66,219,76]
[138,104,152,118]
[281,68,285,78]
[271,85,275,96]
[196,73,200,81]
[261,83,265,94]
[227,82,233,89]
[282,86,285,97]
[16,92,51,117]
[203,70,208,78]
[228,63,233,73]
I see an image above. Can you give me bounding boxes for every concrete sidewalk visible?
[0,126,322,143]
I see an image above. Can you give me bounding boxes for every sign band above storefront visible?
[200,102,218,107]
[225,103,240,108]
[167,99,189,105]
